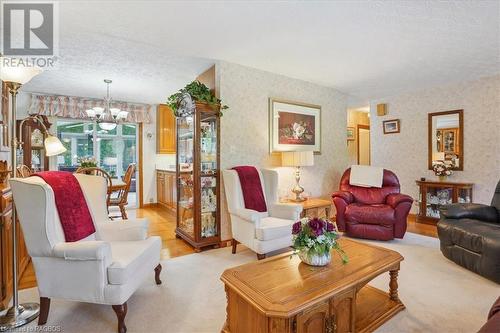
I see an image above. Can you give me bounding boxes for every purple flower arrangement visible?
[292,217,348,264]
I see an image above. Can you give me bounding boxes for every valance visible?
[27,93,152,123]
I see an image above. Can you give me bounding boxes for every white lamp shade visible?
[118,110,128,119]
[86,109,96,118]
[0,59,42,84]
[110,108,121,117]
[93,107,104,116]
[282,151,314,167]
[99,122,117,131]
[44,135,67,156]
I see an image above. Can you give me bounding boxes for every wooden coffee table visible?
[221,239,404,333]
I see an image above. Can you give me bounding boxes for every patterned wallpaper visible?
[217,61,349,240]
[370,75,500,211]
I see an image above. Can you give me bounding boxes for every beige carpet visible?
[17,232,499,333]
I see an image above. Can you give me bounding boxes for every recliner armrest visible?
[269,203,302,220]
[52,241,111,261]
[234,208,267,223]
[95,218,149,241]
[386,193,413,209]
[440,203,498,223]
[332,191,354,204]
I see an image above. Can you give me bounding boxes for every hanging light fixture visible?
[86,79,128,130]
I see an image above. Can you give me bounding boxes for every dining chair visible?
[109,163,136,220]
[16,164,33,178]
[75,167,113,207]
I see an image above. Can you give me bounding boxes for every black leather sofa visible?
[437,181,500,284]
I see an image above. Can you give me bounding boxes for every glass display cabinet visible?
[176,102,220,251]
[415,180,473,224]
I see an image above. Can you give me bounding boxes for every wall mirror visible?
[428,109,463,171]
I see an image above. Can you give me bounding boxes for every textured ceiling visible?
[22,1,500,104]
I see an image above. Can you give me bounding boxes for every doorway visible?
[357,124,370,165]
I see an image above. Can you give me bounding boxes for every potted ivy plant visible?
[167,81,228,117]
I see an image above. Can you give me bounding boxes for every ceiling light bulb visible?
[93,107,104,117]
[110,108,121,117]
[86,109,96,118]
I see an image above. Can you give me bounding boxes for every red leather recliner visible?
[332,168,413,240]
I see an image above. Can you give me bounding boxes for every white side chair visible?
[10,174,162,333]
[222,168,302,259]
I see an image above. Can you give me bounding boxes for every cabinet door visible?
[157,172,166,205]
[164,174,172,207]
[296,301,330,333]
[157,104,176,154]
[331,290,356,333]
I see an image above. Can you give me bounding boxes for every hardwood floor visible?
[18,209,436,290]
[407,214,438,238]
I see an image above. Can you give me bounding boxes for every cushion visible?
[107,237,161,285]
[443,218,500,254]
[255,217,294,241]
[345,203,395,225]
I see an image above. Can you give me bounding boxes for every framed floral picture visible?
[383,119,400,134]
[269,98,321,154]
[347,127,355,141]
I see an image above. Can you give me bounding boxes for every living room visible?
[0,1,499,333]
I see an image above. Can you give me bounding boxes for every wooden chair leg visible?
[231,239,238,254]
[112,302,127,333]
[154,264,162,285]
[120,205,127,220]
[257,253,266,260]
[38,297,50,325]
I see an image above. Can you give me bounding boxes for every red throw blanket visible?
[31,171,96,242]
[232,166,267,212]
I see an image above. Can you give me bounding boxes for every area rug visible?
[17,232,499,332]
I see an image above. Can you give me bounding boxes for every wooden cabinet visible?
[17,116,52,172]
[176,102,220,252]
[416,180,473,224]
[157,170,176,211]
[0,185,29,310]
[296,301,330,333]
[157,104,176,154]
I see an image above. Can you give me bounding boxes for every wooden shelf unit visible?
[415,180,473,225]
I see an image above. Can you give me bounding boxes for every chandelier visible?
[86,79,128,130]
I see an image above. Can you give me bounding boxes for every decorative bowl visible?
[298,250,331,266]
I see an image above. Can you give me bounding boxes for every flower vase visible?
[298,250,331,266]
[439,175,447,182]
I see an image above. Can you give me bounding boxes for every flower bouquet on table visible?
[432,161,453,180]
[78,156,97,168]
[292,217,348,266]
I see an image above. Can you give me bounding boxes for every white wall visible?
[217,61,349,240]
[370,75,500,210]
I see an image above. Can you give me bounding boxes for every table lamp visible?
[282,151,314,202]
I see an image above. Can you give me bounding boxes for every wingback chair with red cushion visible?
[332,168,413,240]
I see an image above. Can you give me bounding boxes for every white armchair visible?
[10,174,162,333]
[222,168,302,259]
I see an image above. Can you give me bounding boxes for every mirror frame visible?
[428,109,464,171]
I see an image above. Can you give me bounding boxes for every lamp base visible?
[0,303,40,331]
[289,196,307,202]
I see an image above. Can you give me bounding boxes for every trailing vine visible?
[167,81,228,116]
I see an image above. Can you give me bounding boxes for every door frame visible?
[138,123,144,208]
[357,124,370,165]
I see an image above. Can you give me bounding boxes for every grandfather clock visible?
[16,115,52,172]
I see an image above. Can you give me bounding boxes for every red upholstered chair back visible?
[339,168,401,205]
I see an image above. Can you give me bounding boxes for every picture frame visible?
[269,98,321,154]
[347,127,355,141]
[383,119,400,134]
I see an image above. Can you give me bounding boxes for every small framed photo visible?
[347,127,355,141]
[383,119,400,134]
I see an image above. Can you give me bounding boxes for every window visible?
[56,119,138,206]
